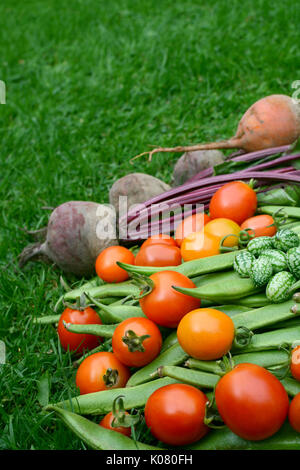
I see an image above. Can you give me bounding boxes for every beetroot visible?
[19,201,118,276]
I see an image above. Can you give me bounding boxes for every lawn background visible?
[0,0,299,449]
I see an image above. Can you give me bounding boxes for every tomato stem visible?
[122,330,150,353]
[111,395,140,428]
[103,368,119,387]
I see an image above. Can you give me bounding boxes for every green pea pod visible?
[44,405,163,450]
[160,331,178,353]
[33,314,61,325]
[259,205,300,220]
[173,271,261,302]
[54,377,180,415]
[117,250,243,278]
[232,325,300,354]
[63,322,118,338]
[232,299,296,331]
[64,281,140,302]
[126,343,189,388]
[186,350,290,376]
[152,366,219,389]
[186,422,300,450]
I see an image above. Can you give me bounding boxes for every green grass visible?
[0,0,299,449]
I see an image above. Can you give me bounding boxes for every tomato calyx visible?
[233,326,254,349]
[122,329,151,353]
[111,396,140,428]
[216,353,235,375]
[129,273,155,299]
[103,368,119,387]
[203,397,225,429]
[62,293,93,312]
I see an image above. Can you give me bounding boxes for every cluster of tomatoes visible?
[55,180,300,446]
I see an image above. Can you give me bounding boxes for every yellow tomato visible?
[181,231,220,262]
[204,218,241,247]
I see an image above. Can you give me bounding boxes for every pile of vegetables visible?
[22,93,300,450]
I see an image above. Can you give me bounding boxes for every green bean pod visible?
[231,293,270,308]
[232,299,297,331]
[232,325,300,354]
[33,314,61,324]
[160,330,178,353]
[186,422,300,450]
[88,299,146,324]
[55,377,180,415]
[64,281,140,302]
[173,271,261,302]
[280,377,300,397]
[126,343,189,388]
[118,250,243,278]
[186,350,290,376]
[45,405,162,450]
[63,322,118,338]
[259,205,300,220]
[152,365,219,389]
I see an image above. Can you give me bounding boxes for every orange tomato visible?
[95,246,135,283]
[135,244,182,267]
[209,181,257,224]
[75,352,130,395]
[99,412,131,437]
[181,231,220,262]
[141,234,177,248]
[177,308,235,360]
[240,214,276,238]
[204,218,241,247]
[175,213,211,247]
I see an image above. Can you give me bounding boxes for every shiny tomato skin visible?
[204,218,241,247]
[141,234,177,248]
[240,214,277,238]
[75,352,130,395]
[175,213,211,247]
[135,244,182,267]
[181,231,220,262]
[57,307,103,354]
[139,271,200,328]
[95,246,135,283]
[112,317,162,367]
[215,363,289,441]
[288,393,300,432]
[290,345,300,381]
[99,412,131,437]
[144,384,209,446]
[177,308,235,360]
[209,181,257,225]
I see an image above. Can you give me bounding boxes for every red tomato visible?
[288,393,300,432]
[177,308,235,360]
[57,307,103,354]
[75,352,130,395]
[204,218,241,247]
[144,384,209,446]
[99,411,131,437]
[112,317,162,367]
[135,244,182,267]
[209,181,257,224]
[181,231,220,262]
[240,214,277,238]
[95,246,135,283]
[215,363,289,441]
[290,345,300,381]
[141,234,177,248]
[139,271,200,328]
[175,213,211,247]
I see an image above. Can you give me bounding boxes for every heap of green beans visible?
[36,224,300,451]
